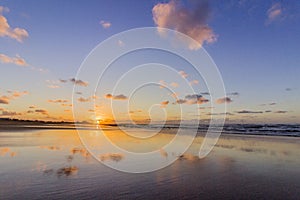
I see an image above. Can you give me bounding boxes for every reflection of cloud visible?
[0,6,29,42]
[40,146,60,151]
[216,97,233,104]
[105,94,128,100]
[152,0,216,50]
[100,20,111,29]
[57,166,78,177]
[178,153,199,161]
[0,147,17,157]
[99,153,124,162]
[159,148,168,158]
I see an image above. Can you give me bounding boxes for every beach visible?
[0,126,299,199]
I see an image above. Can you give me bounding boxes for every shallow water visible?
[0,128,299,199]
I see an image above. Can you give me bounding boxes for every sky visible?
[0,0,299,124]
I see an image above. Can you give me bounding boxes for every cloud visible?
[118,40,125,47]
[190,80,199,85]
[178,70,188,78]
[175,94,209,105]
[105,94,128,100]
[0,6,29,42]
[100,20,111,29]
[99,153,124,162]
[0,110,22,116]
[77,97,91,103]
[207,112,234,116]
[227,92,239,96]
[152,0,216,50]
[48,99,69,103]
[266,3,283,24]
[0,90,28,104]
[0,96,9,104]
[59,79,68,83]
[236,110,263,114]
[170,82,179,88]
[160,100,169,108]
[285,88,292,91]
[274,110,288,114]
[216,97,233,104]
[35,109,48,115]
[0,54,28,66]
[69,78,89,87]
[159,80,167,89]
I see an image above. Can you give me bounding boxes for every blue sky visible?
[0,0,299,123]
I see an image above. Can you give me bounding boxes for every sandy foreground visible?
[0,126,299,199]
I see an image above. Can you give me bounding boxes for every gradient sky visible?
[0,0,299,123]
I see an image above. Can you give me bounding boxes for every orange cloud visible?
[69,78,89,87]
[152,1,216,50]
[216,97,233,104]
[160,100,169,108]
[35,109,48,115]
[48,99,69,103]
[0,54,28,66]
[105,94,128,100]
[178,70,188,78]
[77,97,91,103]
[0,6,29,42]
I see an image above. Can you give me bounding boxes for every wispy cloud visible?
[175,94,209,105]
[100,20,111,29]
[152,0,216,50]
[178,70,188,78]
[160,100,169,108]
[0,90,28,104]
[0,54,28,66]
[266,3,283,24]
[48,99,69,103]
[216,97,233,104]
[0,110,22,116]
[77,97,91,103]
[105,94,128,100]
[236,110,263,114]
[0,6,29,42]
[35,109,48,115]
[69,78,89,87]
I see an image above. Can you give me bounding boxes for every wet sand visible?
[0,127,299,199]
